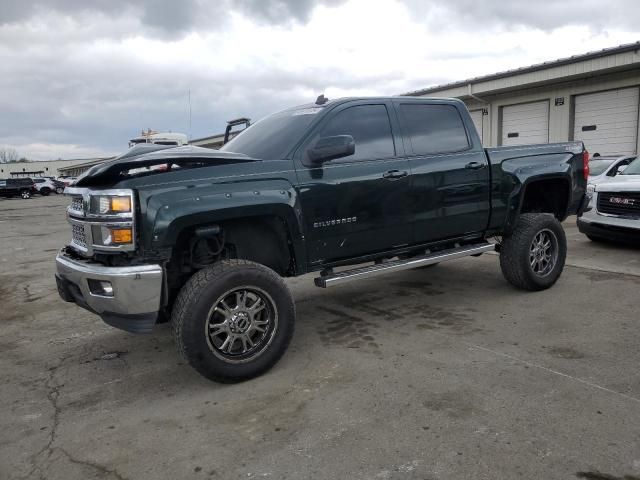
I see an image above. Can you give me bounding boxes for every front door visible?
[394,100,490,243]
[294,101,412,266]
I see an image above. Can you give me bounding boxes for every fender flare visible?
[146,185,307,273]
[503,172,573,235]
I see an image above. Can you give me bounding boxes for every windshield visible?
[620,157,640,175]
[588,159,615,176]
[220,107,323,159]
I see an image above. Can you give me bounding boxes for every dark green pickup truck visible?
[56,96,589,382]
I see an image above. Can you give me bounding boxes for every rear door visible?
[294,100,412,265]
[5,179,19,195]
[394,100,490,243]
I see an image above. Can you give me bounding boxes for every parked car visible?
[55,96,588,383]
[578,157,640,243]
[56,176,77,187]
[33,177,65,195]
[588,155,636,187]
[0,178,35,199]
[52,178,66,194]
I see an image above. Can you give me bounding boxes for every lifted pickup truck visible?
[55,97,588,382]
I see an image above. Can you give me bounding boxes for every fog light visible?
[92,225,134,246]
[88,279,114,297]
[111,228,133,244]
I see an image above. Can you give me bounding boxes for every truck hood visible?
[75,145,256,187]
[595,174,640,192]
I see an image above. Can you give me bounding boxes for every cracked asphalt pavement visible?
[1,195,640,480]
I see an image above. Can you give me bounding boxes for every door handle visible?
[382,170,408,180]
[465,161,485,170]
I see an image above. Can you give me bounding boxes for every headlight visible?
[91,225,134,246]
[586,184,596,194]
[91,195,132,215]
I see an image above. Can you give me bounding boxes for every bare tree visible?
[0,147,20,163]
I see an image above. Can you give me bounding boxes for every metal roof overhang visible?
[404,41,640,99]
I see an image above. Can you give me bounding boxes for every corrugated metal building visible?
[57,157,114,177]
[190,133,226,149]
[404,42,640,156]
[0,158,108,178]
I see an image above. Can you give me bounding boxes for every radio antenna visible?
[188,88,192,141]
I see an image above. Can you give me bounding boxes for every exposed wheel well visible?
[165,216,294,312]
[172,215,293,274]
[520,179,570,220]
[220,217,293,275]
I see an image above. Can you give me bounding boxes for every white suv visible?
[33,178,64,195]
[578,158,640,243]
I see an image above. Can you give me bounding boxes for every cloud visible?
[0,0,348,37]
[5,0,640,33]
[414,0,640,32]
[0,0,638,160]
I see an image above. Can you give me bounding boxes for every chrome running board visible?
[314,243,495,288]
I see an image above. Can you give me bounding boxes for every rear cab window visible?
[397,103,471,155]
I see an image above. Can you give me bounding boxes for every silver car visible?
[578,157,640,243]
[587,155,636,187]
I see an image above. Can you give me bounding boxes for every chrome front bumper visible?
[577,193,640,242]
[55,251,163,333]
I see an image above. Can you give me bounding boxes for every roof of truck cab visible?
[287,96,461,110]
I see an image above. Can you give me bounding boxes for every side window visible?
[399,104,470,155]
[309,104,395,163]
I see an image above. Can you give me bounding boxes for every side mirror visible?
[308,135,355,164]
[616,165,627,174]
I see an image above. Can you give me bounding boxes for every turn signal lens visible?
[111,197,131,212]
[111,228,133,244]
[583,150,589,180]
[97,195,132,214]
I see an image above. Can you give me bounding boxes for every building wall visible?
[417,68,640,154]
[0,159,95,177]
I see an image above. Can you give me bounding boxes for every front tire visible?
[55,187,64,194]
[499,213,566,291]
[20,189,31,199]
[40,187,51,196]
[171,260,295,383]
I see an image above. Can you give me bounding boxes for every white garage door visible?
[501,101,549,146]
[469,109,484,141]
[573,87,639,156]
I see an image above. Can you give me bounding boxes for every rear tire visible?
[171,259,295,383]
[20,189,31,199]
[499,213,566,291]
[40,187,51,196]
[55,187,64,194]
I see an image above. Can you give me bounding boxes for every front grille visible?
[70,196,84,213]
[71,224,87,248]
[597,192,640,217]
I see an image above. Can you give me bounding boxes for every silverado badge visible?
[313,217,357,228]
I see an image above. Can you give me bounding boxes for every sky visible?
[1,0,639,160]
